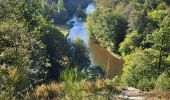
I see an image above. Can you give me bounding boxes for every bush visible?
[121,49,160,91]
[82,66,105,80]
[59,68,86,99]
[137,78,155,91]
[34,82,65,99]
[0,67,30,99]
[59,67,122,98]
[155,71,170,91]
[60,68,86,82]
[119,32,142,56]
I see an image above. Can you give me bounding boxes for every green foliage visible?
[1,0,170,98]
[137,78,155,91]
[144,0,161,11]
[121,47,170,91]
[121,49,160,91]
[148,10,168,25]
[128,10,146,33]
[0,67,30,99]
[60,68,86,99]
[71,38,90,67]
[49,0,91,24]
[162,0,170,5]
[157,2,168,10]
[87,7,127,52]
[64,0,90,16]
[92,0,170,92]
[57,0,66,13]
[60,66,104,82]
[59,67,122,99]
[119,32,142,56]
[60,68,86,83]
[155,70,170,91]
[96,0,116,8]
[146,16,170,71]
[150,16,170,51]
[82,66,105,80]
[41,25,72,80]
[0,0,77,97]
[52,0,69,24]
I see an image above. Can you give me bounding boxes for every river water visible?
[67,3,123,79]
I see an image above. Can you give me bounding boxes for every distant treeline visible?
[51,0,92,24]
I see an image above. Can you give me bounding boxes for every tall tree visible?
[149,16,170,70]
[57,0,66,13]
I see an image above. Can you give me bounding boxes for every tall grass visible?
[59,67,123,99]
[60,68,87,99]
[33,67,123,99]
[60,67,87,82]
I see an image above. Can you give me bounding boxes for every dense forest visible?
[0,0,170,99]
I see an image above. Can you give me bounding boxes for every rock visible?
[115,87,147,100]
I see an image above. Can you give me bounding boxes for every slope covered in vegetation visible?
[87,0,170,92]
[0,0,170,99]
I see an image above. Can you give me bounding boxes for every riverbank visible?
[106,47,122,60]
[89,39,123,62]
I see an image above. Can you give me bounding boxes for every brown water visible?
[67,3,124,78]
[88,40,124,78]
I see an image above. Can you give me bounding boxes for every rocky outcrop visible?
[116,87,146,100]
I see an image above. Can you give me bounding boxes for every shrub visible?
[119,32,142,56]
[60,68,85,99]
[83,81,96,92]
[83,77,123,94]
[155,71,170,91]
[121,49,160,91]
[82,66,105,80]
[60,68,86,83]
[34,82,65,99]
[137,78,155,91]
[0,67,30,99]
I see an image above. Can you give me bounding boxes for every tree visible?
[49,0,69,24]
[148,16,170,70]
[119,32,142,56]
[41,26,71,80]
[0,0,67,97]
[128,10,146,33]
[144,0,161,11]
[148,10,168,25]
[57,0,66,13]
[87,7,128,52]
[71,38,90,67]
[121,49,160,91]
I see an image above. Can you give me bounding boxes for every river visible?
[67,3,124,79]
